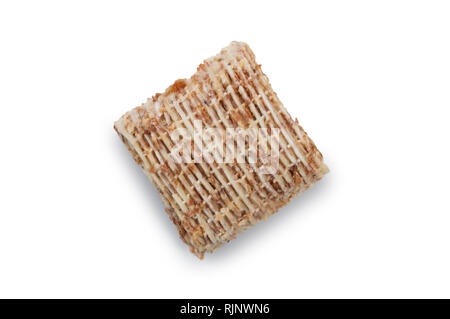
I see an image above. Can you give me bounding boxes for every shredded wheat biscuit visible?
[114,41,328,258]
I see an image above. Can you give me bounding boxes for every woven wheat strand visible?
[114,42,328,258]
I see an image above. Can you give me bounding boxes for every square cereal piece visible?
[114,41,328,258]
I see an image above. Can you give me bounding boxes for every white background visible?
[1,0,449,298]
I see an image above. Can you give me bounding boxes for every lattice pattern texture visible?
[114,42,328,258]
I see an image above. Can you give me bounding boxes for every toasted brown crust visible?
[114,41,328,258]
